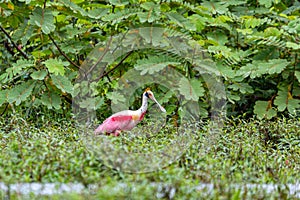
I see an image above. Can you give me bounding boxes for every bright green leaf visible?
[179,77,203,101]
[274,85,300,115]
[201,1,229,14]
[7,80,36,105]
[254,100,276,119]
[287,99,300,115]
[60,0,88,17]
[31,70,48,80]
[228,83,254,94]
[286,42,300,50]
[188,14,206,32]
[134,56,180,75]
[51,74,73,94]
[166,12,187,28]
[40,92,61,110]
[236,28,253,35]
[274,89,287,112]
[190,79,205,97]
[138,27,165,46]
[43,58,68,76]
[243,17,261,29]
[227,93,240,103]
[264,27,282,37]
[29,7,55,34]
[268,59,289,74]
[8,59,34,77]
[237,59,289,79]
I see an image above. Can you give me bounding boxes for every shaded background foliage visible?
[0,0,299,120]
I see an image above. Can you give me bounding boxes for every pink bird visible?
[94,88,166,136]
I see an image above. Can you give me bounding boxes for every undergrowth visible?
[0,115,299,199]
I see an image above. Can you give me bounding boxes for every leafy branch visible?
[0,25,28,59]
[95,51,133,82]
[48,34,80,69]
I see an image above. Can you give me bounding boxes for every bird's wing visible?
[95,110,134,133]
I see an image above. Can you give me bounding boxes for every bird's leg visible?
[113,130,121,136]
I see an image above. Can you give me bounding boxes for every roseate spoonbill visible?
[94,88,166,136]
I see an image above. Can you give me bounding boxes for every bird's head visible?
[144,88,166,112]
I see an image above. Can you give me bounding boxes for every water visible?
[0,182,299,198]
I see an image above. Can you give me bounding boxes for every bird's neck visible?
[139,95,148,114]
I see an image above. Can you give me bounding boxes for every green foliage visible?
[179,78,205,101]
[0,0,299,119]
[7,80,36,106]
[0,117,299,198]
[254,100,277,119]
[51,74,73,94]
[134,56,181,75]
[43,58,69,76]
[29,7,55,34]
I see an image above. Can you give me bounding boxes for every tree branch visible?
[48,34,80,69]
[0,25,29,59]
[95,51,133,82]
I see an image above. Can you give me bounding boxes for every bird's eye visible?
[145,92,149,98]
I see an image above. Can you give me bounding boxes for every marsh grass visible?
[0,115,299,199]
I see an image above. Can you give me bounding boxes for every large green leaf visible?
[60,0,88,17]
[12,22,34,46]
[287,99,300,115]
[178,77,204,101]
[138,2,160,23]
[138,27,165,47]
[102,8,139,24]
[274,89,288,112]
[254,100,277,119]
[286,42,300,50]
[237,59,289,79]
[243,17,262,29]
[216,62,235,79]
[51,74,73,95]
[43,58,68,76]
[31,70,48,80]
[40,92,61,110]
[7,59,34,78]
[268,59,289,74]
[201,1,229,14]
[29,7,55,34]
[165,12,188,28]
[187,14,206,32]
[87,8,110,19]
[134,56,180,75]
[228,83,254,94]
[274,86,300,115]
[7,80,36,105]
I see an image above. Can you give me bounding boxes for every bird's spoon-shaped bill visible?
[151,96,166,113]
